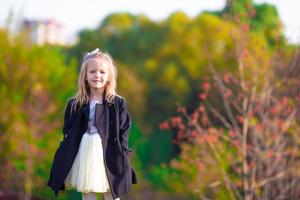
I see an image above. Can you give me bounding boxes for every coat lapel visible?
[82,95,109,120]
[95,104,109,140]
[82,95,113,140]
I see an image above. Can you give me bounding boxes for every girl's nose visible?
[96,71,101,77]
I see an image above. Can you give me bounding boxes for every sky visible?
[1,0,300,44]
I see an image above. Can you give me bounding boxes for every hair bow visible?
[87,48,101,56]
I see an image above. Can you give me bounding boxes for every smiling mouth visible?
[92,80,102,83]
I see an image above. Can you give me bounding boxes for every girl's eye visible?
[89,70,105,74]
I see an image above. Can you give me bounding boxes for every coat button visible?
[64,134,68,138]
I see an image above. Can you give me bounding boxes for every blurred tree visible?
[159,21,300,199]
[0,29,77,199]
[252,3,284,46]
[224,0,253,17]
[209,0,283,47]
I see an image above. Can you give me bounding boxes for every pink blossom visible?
[159,121,170,130]
[198,93,208,100]
[201,82,211,92]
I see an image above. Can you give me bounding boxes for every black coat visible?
[47,95,137,199]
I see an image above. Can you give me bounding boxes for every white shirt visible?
[87,99,103,134]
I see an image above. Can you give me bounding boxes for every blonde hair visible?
[71,49,119,113]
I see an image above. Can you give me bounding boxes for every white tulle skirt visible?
[64,132,111,193]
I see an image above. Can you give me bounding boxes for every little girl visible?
[47,48,137,200]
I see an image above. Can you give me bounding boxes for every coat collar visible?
[82,95,115,119]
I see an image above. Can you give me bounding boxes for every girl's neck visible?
[89,88,104,101]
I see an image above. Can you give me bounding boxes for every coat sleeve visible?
[119,98,132,154]
[62,98,74,137]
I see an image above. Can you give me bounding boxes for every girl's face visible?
[86,58,109,89]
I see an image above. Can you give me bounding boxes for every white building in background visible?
[22,19,67,45]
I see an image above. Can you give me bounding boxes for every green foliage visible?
[0,29,77,198]
[147,165,183,192]
[225,0,253,16]
[251,3,284,45]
